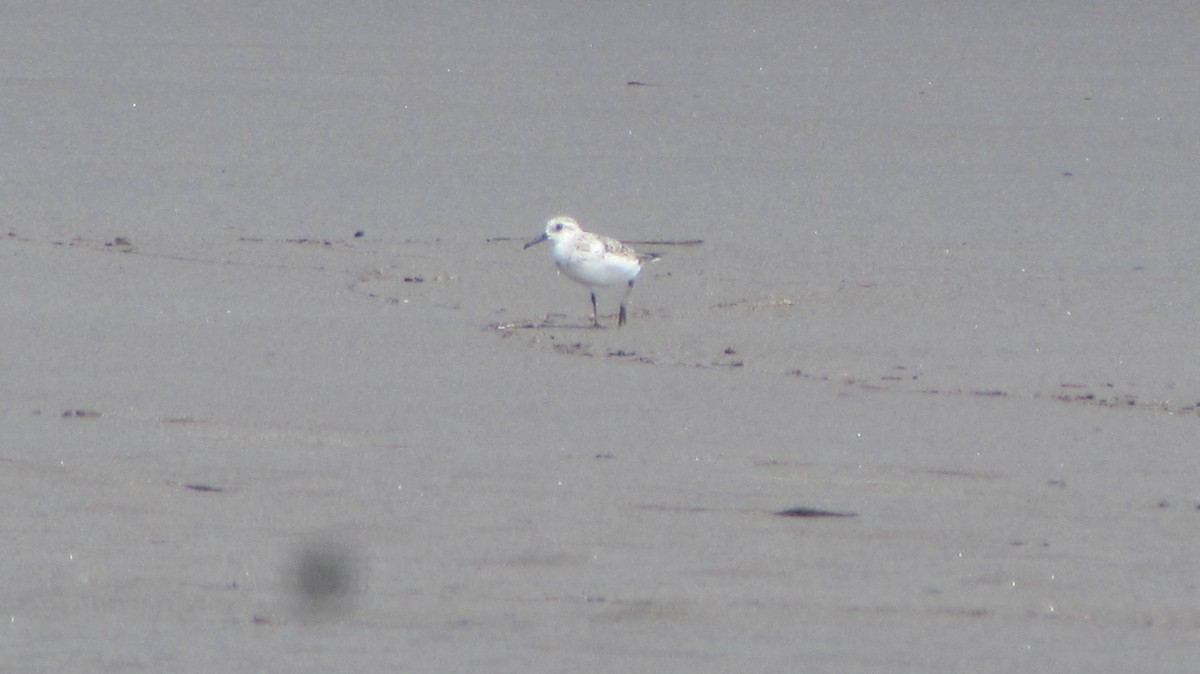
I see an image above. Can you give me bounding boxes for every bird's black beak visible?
[523,232,548,249]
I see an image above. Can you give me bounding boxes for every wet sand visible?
[4,3,1199,671]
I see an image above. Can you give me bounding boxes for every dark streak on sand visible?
[184,484,226,493]
[776,507,858,518]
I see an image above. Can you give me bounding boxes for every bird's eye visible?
[554,223,563,231]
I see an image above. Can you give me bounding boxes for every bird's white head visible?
[524,215,582,249]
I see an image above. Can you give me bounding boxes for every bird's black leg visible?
[619,279,635,327]
[590,291,600,328]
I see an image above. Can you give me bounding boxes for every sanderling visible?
[524,215,660,327]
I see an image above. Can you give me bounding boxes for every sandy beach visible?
[4,3,1199,671]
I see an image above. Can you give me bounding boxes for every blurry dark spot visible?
[354,230,365,238]
[724,347,736,355]
[62,409,100,418]
[292,541,361,617]
[298,551,350,599]
[403,276,424,283]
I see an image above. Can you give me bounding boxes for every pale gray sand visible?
[3,3,1199,672]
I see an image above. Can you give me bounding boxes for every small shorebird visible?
[524,215,660,327]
